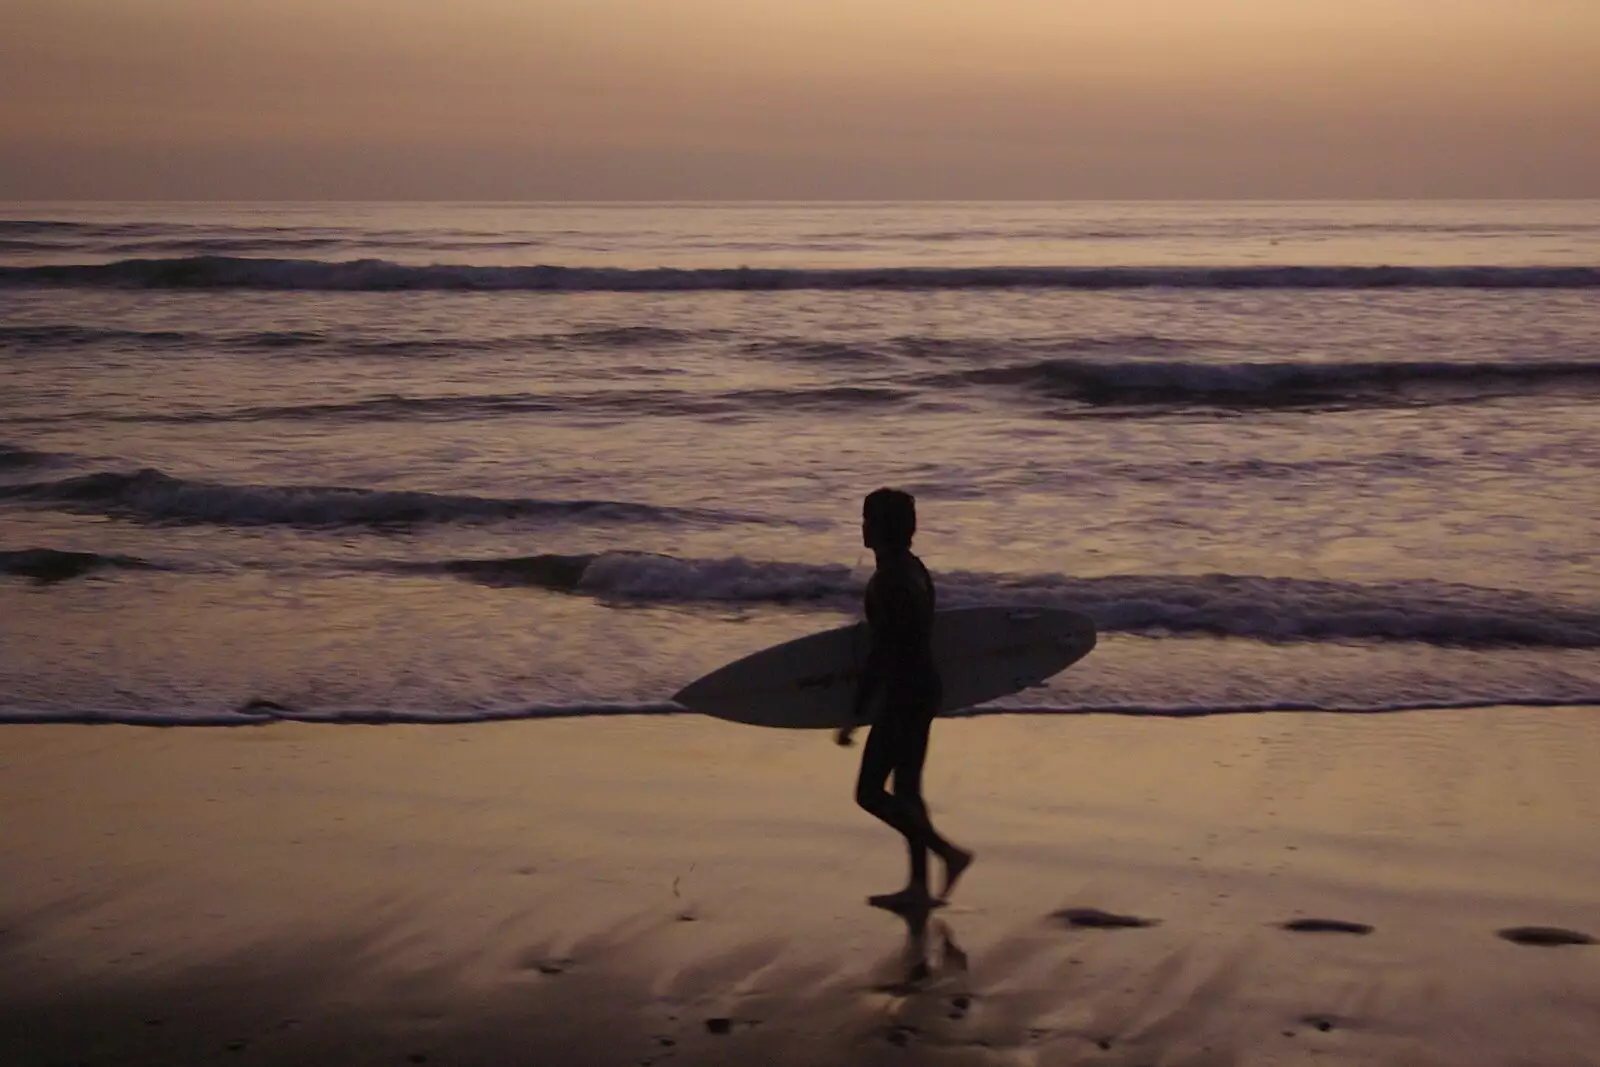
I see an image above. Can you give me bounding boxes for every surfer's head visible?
[862,487,916,551]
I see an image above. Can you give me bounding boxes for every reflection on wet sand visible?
[869,897,969,996]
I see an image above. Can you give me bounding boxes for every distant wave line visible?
[929,355,1600,407]
[0,322,706,354]
[10,367,1594,430]
[4,257,1600,291]
[0,467,766,529]
[0,547,157,583]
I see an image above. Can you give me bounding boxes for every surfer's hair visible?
[863,487,916,550]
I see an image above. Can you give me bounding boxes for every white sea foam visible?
[533,552,1600,648]
[0,468,749,528]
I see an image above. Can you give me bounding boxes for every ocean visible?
[1,201,1596,725]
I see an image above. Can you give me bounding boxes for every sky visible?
[2,0,1597,200]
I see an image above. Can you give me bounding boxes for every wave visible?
[1089,450,1461,486]
[0,547,155,583]
[0,239,77,253]
[724,385,910,411]
[6,694,1597,727]
[0,468,756,529]
[66,384,914,425]
[409,551,1600,649]
[742,339,896,364]
[0,442,67,472]
[4,257,1599,292]
[0,323,476,357]
[0,324,198,349]
[96,237,546,256]
[931,356,1600,408]
[1,322,710,357]
[0,219,89,235]
[104,237,352,255]
[545,325,702,348]
[211,394,569,422]
[0,220,544,249]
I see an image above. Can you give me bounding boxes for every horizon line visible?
[4,196,1599,206]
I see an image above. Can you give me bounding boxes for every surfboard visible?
[672,606,1096,729]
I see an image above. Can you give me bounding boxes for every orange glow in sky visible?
[2,0,1597,198]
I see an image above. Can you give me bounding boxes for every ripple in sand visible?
[1497,926,1595,947]
[1279,918,1373,935]
[1051,907,1160,929]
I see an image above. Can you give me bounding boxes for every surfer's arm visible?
[850,645,886,718]
[836,632,884,746]
[837,574,920,745]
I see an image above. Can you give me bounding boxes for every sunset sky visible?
[3,0,1597,199]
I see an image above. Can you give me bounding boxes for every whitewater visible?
[2,200,1596,725]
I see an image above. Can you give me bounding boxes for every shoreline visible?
[4,710,1597,1065]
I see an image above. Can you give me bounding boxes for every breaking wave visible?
[0,547,156,583]
[0,324,198,349]
[933,356,1600,407]
[0,442,67,472]
[31,361,1589,427]
[0,322,711,356]
[410,551,1600,648]
[53,385,914,425]
[0,220,88,234]
[4,257,1598,291]
[0,468,757,529]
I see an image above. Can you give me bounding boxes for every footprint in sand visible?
[1051,907,1160,929]
[886,1024,919,1047]
[1497,926,1596,947]
[518,952,576,975]
[1283,1014,1342,1037]
[1278,918,1373,935]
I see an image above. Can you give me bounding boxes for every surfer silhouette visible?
[837,488,973,908]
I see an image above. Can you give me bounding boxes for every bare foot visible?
[868,886,938,913]
[937,847,973,901]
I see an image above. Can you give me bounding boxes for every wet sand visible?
[3,709,1598,1066]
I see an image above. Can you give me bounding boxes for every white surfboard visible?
[672,606,1096,729]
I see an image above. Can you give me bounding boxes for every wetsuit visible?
[856,550,942,799]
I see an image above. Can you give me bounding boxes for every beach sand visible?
[3,709,1598,1066]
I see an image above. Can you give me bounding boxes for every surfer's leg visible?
[895,707,973,901]
[905,816,930,890]
[855,714,896,816]
[858,715,938,905]
[891,709,934,891]
[857,718,923,839]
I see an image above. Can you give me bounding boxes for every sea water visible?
[1,201,1596,724]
